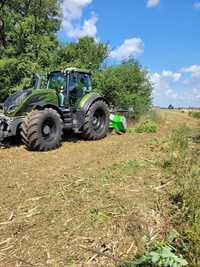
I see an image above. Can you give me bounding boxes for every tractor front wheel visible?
[21,108,63,151]
[82,100,109,140]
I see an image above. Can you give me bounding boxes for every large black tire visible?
[21,108,63,151]
[82,100,109,140]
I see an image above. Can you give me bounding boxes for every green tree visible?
[0,0,60,101]
[0,0,60,58]
[54,37,108,71]
[93,59,152,117]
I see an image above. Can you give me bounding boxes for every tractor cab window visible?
[69,72,92,92]
[69,72,92,106]
[47,72,66,91]
[78,74,91,92]
[69,72,78,91]
[78,73,92,92]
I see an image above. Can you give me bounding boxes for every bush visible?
[93,59,152,118]
[189,111,200,119]
[134,120,158,133]
[168,104,174,109]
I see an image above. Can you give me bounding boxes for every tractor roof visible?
[64,67,91,74]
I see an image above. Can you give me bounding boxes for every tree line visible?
[0,0,152,117]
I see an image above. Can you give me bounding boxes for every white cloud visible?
[182,65,200,76]
[180,65,200,95]
[161,70,182,81]
[151,70,181,85]
[109,38,144,61]
[151,71,179,102]
[61,0,98,39]
[146,0,160,8]
[193,1,200,9]
[151,73,161,84]
[151,67,200,107]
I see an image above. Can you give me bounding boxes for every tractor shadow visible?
[0,136,22,149]
[0,131,82,150]
[62,130,82,143]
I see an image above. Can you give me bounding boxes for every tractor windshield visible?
[47,72,66,90]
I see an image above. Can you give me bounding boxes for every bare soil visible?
[0,110,198,267]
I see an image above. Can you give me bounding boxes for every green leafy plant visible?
[134,120,159,133]
[122,244,188,267]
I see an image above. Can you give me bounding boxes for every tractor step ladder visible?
[60,108,73,129]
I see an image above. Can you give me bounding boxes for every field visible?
[0,109,199,267]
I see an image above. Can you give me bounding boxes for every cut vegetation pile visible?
[0,109,199,267]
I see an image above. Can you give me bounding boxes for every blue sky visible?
[59,0,200,107]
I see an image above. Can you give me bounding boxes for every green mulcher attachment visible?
[109,114,128,133]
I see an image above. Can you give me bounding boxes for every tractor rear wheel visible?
[82,100,109,140]
[21,108,63,151]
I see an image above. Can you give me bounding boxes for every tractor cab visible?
[47,68,92,107]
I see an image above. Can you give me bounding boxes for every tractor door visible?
[69,72,92,107]
[47,71,67,106]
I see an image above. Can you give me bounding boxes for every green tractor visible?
[0,68,111,151]
[0,68,128,151]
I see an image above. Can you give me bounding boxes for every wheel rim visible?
[92,109,106,132]
[41,118,56,141]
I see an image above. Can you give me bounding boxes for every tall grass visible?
[188,111,200,119]
[162,124,200,266]
[126,124,200,266]
[145,109,165,125]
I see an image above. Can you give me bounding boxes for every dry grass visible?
[0,109,198,267]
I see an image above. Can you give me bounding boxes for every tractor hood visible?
[3,88,32,114]
[3,73,44,114]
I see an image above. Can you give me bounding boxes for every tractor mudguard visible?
[79,92,109,113]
